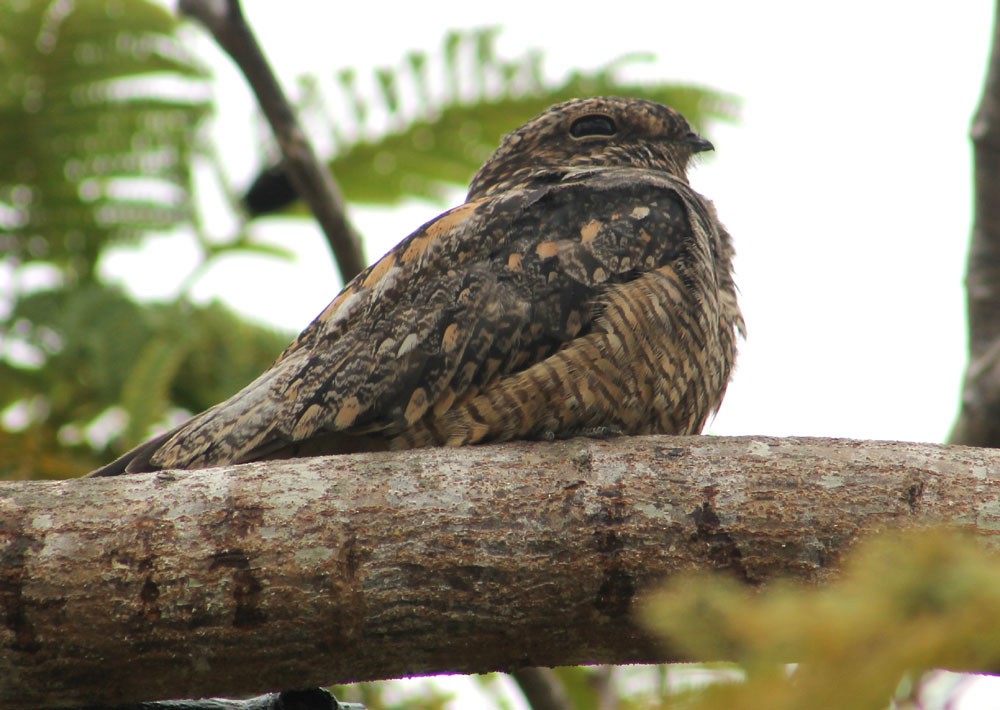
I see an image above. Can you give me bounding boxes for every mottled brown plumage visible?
[90,96,744,476]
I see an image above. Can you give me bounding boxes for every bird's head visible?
[467,96,713,200]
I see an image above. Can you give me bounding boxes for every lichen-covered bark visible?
[1,435,999,709]
[951,0,1000,446]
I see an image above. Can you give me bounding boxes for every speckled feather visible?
[90,97,744,475]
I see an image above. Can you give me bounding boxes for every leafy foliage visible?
[245,28,739,211]
[2,282,288,478]
[641,529,1000,709]
[0,0,287,478]
[0,0,210,279]
[328,680,454,710]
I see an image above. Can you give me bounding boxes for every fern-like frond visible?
[244,28,739,212]
[3,282,291,471]
[0,0,211,279]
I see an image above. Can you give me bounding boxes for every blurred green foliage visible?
[325,30,737,206]
[0,0,289,478]
[0,0,208,278]
[329,679,454,709]
[642,528,1000,709]
[250,28,737,211]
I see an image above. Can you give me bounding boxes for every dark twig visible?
[510,668,572,710]
[593,666,618,710]
[179,0,368,282]
[951,0,1000,446]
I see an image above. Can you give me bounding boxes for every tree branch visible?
[951,0,1000,445]
[3,435,998,709]
[178,0,368,282]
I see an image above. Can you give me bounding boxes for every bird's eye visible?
[569,114,617,138]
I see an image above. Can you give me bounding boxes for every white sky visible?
[99,1,1000,705]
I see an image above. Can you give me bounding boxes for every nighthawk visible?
[90,96,743,476]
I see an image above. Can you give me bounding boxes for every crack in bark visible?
[689,495,753,584]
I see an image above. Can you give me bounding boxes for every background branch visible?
[3,435,999,709]
[179,0,368,282]
[951,0,1000,446]
[510,668,573,710]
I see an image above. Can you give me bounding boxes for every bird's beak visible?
[684,133,715,153]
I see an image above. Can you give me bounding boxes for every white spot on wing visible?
[325,290,365,331]
[397,332,420,356]
[371,266,403,301]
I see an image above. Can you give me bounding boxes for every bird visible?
[89,96,744,476]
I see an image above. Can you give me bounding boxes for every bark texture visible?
[952,0,1000,446]
[2,435,999,708]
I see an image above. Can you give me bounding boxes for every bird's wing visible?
[89,169,707,475]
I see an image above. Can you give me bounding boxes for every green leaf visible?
[330,85,737,207]
[168,301,290,416]
[254,28,739,211]
[3,283,291,474]
[119,326,193,443]
[641,529,1000,709]
[0,0,211,280]
[6,282,158,424]
[0,425,97,480]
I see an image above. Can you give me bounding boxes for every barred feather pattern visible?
[90,97,743,476]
